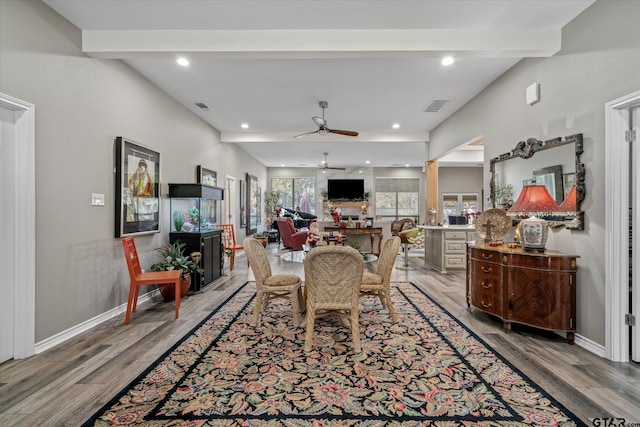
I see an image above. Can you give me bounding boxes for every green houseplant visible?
[150,241,204,299]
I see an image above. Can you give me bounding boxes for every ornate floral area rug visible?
[83,282,586,426]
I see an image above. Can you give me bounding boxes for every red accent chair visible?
[219,223,246,271]
[276,217,308,251]
[121,237,181,324]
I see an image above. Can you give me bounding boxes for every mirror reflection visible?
[489,134,584,230]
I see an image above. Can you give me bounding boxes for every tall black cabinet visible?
[168,184,224,291]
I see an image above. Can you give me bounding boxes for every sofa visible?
[276,217,309,251]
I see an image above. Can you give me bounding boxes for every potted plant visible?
[263,189,282,225]
[150,241,204,300]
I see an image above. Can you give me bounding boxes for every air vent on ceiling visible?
[422,99,450,113]
[195,102,210,110]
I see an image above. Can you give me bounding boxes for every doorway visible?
[605,89,640,362]
[0,93,36,361]
[225,175,237,227]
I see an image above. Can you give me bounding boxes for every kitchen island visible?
[418,225,476,273]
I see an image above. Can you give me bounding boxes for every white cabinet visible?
[422,226,476,273]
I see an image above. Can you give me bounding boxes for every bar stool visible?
[396,228,420,271]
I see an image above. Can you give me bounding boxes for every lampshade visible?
[508,185,560,252]
[507,185,560,215]
[558,185,577,214]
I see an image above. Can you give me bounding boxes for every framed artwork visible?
[246,173,258,234]
[115,137,160,237]
[563,173,576,199]
[196,165,217,187]
[239,180,247,228]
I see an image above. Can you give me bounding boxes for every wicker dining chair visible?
[303,245,364,353]
[243,238,303,326]
[360,236,401,322]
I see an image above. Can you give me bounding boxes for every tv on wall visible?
[327,179,365,201]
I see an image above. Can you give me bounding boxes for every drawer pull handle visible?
[481,267,492,273]
[482,253,493,260]
[481,281,491,289]
[482,301,492,309]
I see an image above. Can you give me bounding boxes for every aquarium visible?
[168,184,224,233]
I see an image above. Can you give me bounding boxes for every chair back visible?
[121,237,143,278]
[304,245,364,311]
[243,238,272,287]
[376,236,401,278]
[276,218,294,247]
[220,223,237,248]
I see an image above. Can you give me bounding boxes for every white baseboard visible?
[574,333,605,357]
[34,289,160,354]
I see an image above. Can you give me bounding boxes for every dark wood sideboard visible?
[466,242,579,344]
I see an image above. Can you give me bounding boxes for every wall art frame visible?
[115,137,161,237]
[246,173,258,234]
[239,180,247,228]
[196,165,217,187]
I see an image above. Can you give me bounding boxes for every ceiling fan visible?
[318,152,346,172]
[293,101,359,139]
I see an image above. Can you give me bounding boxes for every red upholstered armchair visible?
[276,217,308,251]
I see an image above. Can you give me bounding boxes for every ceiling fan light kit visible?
[294,101,359,139]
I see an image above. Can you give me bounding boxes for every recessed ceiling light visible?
[405,164,410,167]
[392,123,400,129]
[441,56,454,66]
[176,57,190,66]
[365,160,370,164]
[358,170,363,173]
[280,164,285,167]
[241,123,249,129]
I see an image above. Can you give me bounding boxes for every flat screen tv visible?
[327,179,364,201]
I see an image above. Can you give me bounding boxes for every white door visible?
[226,175,236,226]
[0,105,16,363]
[0,93,35,361]
[632,105,640,362]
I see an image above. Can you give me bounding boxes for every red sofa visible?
[276,217,308,251]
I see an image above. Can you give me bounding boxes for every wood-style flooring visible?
[0,245,639,426]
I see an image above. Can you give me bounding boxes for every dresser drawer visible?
[472,274,501,295]
[445,240,466,254]
[444,254,466,269]
[470,290,502,317]
[473,260,501,280]
[444,231,468,240]
[471,248,500,263]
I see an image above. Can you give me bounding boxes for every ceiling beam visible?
[82,28,560,59]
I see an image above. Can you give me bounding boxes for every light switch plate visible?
[526,82,540,105]
[92,193,105,206]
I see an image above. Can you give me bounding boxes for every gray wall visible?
[427,0,640,346]
[0,0,266,342]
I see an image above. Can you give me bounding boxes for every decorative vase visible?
[159,275,191,300]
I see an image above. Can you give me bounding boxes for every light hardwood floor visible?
[0,245,639,426]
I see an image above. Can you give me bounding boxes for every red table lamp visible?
[507,185,560,251]
[558,185,577,214]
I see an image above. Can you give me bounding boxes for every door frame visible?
[226,175,237,227]
[605,89,640,362]
[0,93,36,359]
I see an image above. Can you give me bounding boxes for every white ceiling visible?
[43,0,594,169]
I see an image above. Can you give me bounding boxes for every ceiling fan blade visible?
[312,116,325,128]
[326,166,346,170]
[293,130,319,139]
[328,129,359,137]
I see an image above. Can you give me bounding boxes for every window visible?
[271,177,316,214]
[375,178,419,222]
[442,193,478,222]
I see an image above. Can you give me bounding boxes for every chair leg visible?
[252,290,263,325]
[396,242,415,271]
[383,291,399,322]
[124,282,137,324]
[290,286,302,326]
[229,251,235,271]
[350,309,362,353]
[174,280,180,319]
[304,312,315,352]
